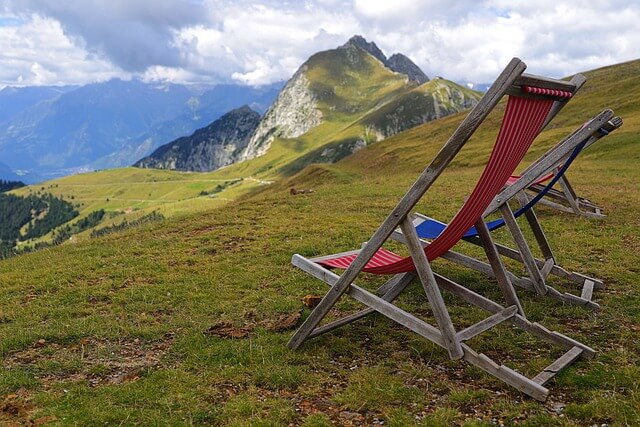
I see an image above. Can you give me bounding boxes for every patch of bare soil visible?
[0,389,57,426]
[204,311,302,338]
[3,332,176,389]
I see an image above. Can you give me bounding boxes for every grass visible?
[0,59,638,425]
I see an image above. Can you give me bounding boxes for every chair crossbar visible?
[532,346,584,386]
[581,280,595,301]
[457,305,518,341]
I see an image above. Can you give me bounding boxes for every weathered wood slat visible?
[562,292,600,311]
[457,305,518,341]
[309,272,418,339]
[377,272,415,295]
[581,279,595,301]
[308,309,373,339]
[570,272,604,289]
[473,218,525,314]
[400,218,463,359]
[431,272,596,358]
[499,203,547,295]
[533,346,583,385]
[462,345,549,401]
[514,73,577,91]
[540,258,555,279]
[516,191,556,261]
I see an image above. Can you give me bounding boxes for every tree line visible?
[0,180,26,193]
[0,192,79,259]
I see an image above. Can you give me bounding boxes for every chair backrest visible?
[360,76,580,274]
[411,114,620,240]
[483,113,620,215]
[423,86,573,260]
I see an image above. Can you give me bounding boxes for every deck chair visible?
[288,58,608,401]
[507,136,609,218]
[401,115,622,311]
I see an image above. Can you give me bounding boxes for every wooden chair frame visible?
[516,133,611,218]
[288,58,603,401]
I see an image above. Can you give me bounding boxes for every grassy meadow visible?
[0,60,639,425]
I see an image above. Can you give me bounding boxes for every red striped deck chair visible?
[401,114,622,311]
[288,58,604,401]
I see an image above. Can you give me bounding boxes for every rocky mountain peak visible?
[340,35,387,64]
[386,53,430,85]
[340,35,429,85]
[238,66,322,162]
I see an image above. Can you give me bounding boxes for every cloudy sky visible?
[1,0,639,88]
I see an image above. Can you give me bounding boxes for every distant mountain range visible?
[0,80,281,182]
[137,35,480,173]
[0,160,19,181]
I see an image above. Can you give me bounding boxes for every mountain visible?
[339,35,429,84]
[135,35,453,173]
[0,85,75,124]
[340,34,388,64]
[0,161,19,181]
[239,35,477,167]
[359,78,480,138]
[386,53,429,85]
[134,106,261,172]
[0,80,281,179]
[239,66,323,161]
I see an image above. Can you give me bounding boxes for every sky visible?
[1,0,639,88]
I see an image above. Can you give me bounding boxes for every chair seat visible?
[317,247,405,270]
[415,216,505,240]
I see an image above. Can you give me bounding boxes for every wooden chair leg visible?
[473,218,525,315]
[516,191,556,263]
[557,175,582,215]
[400,218,463,359]
[499,203,548,295]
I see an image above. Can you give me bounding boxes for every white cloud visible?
[0,14,125,87]
[1,0,639,88]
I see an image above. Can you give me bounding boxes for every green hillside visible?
[0,59,638,424]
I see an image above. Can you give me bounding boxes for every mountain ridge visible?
[340,35,429,84]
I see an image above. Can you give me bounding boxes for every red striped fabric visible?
[317,93,555,274]
[523,86,572,98]
[319,247,404,270]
